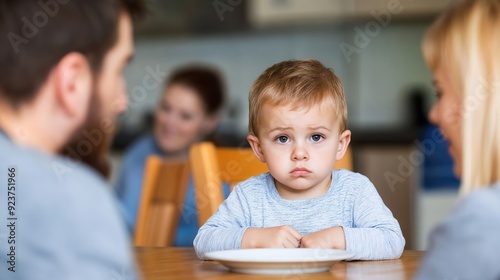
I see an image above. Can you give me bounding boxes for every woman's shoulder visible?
[457,184,500,221]
[416,185,500,279]
[437,184,500,238]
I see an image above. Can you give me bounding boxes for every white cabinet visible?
[249,0,347,27]
[248,0,454,27]
[347,0,453,18]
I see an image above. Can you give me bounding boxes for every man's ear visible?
[53,52,92,121]
[247,134,266,163]
[336,130,351,161]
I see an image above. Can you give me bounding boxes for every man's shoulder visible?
[0,145,134,280]
[1,141,109,202]
[0,141,122,239]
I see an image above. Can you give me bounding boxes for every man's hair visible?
[0,0,146,107]
[248,59,347,136]
[166,66,225,115]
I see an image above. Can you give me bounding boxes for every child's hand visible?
[300,226,346,250]
[241,226,302,248]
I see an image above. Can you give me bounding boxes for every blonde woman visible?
[416,0,500,279]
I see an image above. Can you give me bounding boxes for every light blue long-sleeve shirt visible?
[194,169,405,260]
[0,130,137,280]
[415,184,500,280]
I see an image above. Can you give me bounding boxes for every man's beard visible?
[59,87,113,179]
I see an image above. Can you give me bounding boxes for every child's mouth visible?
[290,167,311,176]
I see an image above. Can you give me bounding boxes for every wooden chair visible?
[190,142,353,226]
[133,155,190,247]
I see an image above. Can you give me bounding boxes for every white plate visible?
[204,248,353,275]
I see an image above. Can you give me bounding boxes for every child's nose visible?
[291,145,309,161]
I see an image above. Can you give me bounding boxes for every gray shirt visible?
[194,170,405,260]
[415,184,500,280]
[0,132,138,280]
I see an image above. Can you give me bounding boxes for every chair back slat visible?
[134,156,190,247]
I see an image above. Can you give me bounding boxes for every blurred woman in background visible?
[416,0,500,278]
[115,66,225,246]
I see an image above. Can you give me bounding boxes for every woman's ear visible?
[336,130,351,161]
[247,134,266,163]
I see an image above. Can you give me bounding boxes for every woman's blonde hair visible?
[248,59,347,137]
[423,0,500,195]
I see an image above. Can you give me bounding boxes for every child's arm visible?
[300,176,404,260]
[300,226,346,249]
[341,177,405,260]
[193,182,303,259]
[193,184,251,259]
[242,226,302,249]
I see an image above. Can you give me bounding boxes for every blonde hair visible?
[423,0,500,195]
[248,59,347,136]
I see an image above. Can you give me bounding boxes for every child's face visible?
[248,101,351,200]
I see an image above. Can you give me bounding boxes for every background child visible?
[194,59,405,260]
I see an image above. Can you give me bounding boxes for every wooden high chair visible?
[189,142,352,226]
[133,155,190,247]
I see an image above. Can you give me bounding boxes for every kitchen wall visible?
[121,21,433,136]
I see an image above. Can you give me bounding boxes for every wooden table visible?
[136,247,423,280]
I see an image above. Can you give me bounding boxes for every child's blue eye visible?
[310,134,323,142]
[277,135,289,143]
